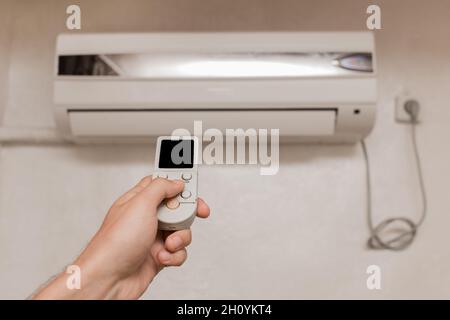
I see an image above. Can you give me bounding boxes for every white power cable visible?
[362,100,427,250]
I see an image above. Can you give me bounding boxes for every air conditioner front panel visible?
[68,110,336,137]
[54,78,376,106]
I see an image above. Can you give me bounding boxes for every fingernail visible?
[174,180,184,186]
[171,236,183,250]
[159,251,171,263]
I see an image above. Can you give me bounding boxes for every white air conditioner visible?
[54,32,377,143]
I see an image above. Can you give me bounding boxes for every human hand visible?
[33,176,210,299]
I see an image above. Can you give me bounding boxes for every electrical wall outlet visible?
[395,93,418,123]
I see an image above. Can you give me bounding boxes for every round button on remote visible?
[181,190,191,199]
[181,173,192,181]
[165,198,180,210]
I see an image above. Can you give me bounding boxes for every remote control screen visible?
[158,139,194,169]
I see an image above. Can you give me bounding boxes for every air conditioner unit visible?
[54,32,377,143]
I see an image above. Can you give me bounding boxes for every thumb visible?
[135,178,184,210]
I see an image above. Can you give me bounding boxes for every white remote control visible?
[153,136,198,230]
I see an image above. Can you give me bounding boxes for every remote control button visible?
[157,173,168,179]
[181,173,192,181]
[165,198,180,210]
[181,190,191,199]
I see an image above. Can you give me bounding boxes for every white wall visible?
[0,0,14,123]
[1,0,450,299]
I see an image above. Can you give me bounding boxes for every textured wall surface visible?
[1,0,450,299]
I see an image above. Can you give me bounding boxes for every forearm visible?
[32,258,120,300]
